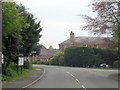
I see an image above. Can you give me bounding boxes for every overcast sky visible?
[15,0,97,49]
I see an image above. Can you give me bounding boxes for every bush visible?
[113,60,120,68]
[44,61,49,65]
[23,61,31,69]
[7,62,18,77]
[64,46,95,67]
[32,60,41,64]
[93,48,118,66]
[49,52,64,65]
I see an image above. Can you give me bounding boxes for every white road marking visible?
[71,74,75,78]
[81,85,86,90]
[22,68,45,88]
[66,71,70,74]
[76,79,80,83]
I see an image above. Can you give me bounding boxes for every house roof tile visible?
[59,36,113,45]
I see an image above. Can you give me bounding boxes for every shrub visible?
[32,60,41,64]
[44,61,49,65]
[49,52,64,65]
[113,60,120,68]
[93,48,118,66]
[64,46,95,67]
[23,61,31,69]
[7,62,18,77]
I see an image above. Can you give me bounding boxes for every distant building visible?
[59,31,114,52]
[31,45,59,62]
[40,48,59,62]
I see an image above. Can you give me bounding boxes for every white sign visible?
[18,57,24,66]
[2,54,3,64]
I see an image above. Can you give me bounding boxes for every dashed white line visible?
[76,79,80,83]
[71,74,75,78]
[81,85,86,90]
[66,71,70,74]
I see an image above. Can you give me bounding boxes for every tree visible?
[79,1,120,44]
[48,45,54,49]
[2,2,26,75]
[18,4,42,57]
[49,52,64,65]
[2,2,42,75]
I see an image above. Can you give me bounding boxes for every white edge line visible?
[21,68,45,89]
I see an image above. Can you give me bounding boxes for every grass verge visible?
[2,67,36,85]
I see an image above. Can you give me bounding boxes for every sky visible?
[15,0,97,49]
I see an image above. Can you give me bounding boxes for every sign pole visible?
[21,66,22,74]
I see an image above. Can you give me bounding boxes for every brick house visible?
[39,48,59,62]
[31,45,59,62]
[59,31,114,52]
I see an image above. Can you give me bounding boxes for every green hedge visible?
[113,60,120,68]
[23,61,31,69]
[32,60,41,64]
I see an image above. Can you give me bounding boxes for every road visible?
[29,65,119,89]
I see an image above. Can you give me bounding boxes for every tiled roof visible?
[40,49,59,59]
[59,36,113,45]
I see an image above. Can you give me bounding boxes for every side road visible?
[2,67,44,89]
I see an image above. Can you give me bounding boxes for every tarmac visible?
[2,67,44,89]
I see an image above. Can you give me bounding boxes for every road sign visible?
[18,57,24,66]
[2,54,3,64]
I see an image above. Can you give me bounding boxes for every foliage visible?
[7,62,18,77]
[64,46,117,67]
[113,60,120,68]
[19,4,42,57]
[44,61,49,65]
[49,52,64,65]
[2,2,25,74]
[2,1,42,76]
[23,61,31,69]
[64,46,96,67]
[80,1,120,44]
[48,46,54,49]
[93,48,118,66]
[32,60,41,64]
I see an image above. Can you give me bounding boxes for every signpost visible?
[18,56,24,74]
[2,54,4,64]
[18,57,24,66]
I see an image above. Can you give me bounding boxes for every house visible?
[39,45,59,62]
[59,31,114,52]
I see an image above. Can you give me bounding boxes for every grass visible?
[2,67,36,85]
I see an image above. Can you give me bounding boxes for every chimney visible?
[70,31,75,41]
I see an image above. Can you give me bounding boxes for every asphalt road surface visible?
[29,65,119,88]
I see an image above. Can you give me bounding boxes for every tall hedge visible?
[64,46,100,67]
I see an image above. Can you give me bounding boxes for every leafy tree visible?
[48,45,54,49]
[2,2,42,75]
[79,1,120,44]
[2,2,26,75]
[93,48,118,66]
[18,4,42,57]
[49,52,64,65]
